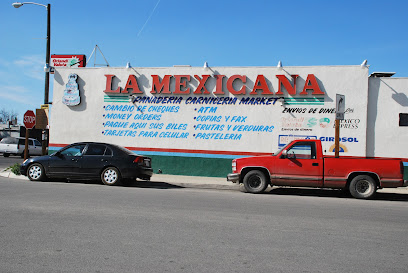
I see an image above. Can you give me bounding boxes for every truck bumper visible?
[227,173,240,183]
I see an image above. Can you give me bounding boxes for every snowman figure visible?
[62,73,80,106]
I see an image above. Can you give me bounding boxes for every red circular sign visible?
[23,110,36,129]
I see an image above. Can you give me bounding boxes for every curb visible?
[0,171,28,180]
[1,171,407,194]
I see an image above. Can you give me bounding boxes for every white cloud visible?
[0,85,39,106]
[13,55,44,80]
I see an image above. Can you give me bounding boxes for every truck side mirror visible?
[281,150,287,158]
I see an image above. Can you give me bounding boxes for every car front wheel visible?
[101,167,121,186]
[27,163,45,181]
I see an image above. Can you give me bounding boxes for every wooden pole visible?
[335,119,340,158]
[24,128,29,161]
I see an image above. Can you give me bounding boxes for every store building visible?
[49,64,408,177]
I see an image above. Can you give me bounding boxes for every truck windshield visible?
[273,146,286,155]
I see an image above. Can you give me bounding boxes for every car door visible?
[47,144,86,178]
[272,141,323,187]
[79,144,112,178]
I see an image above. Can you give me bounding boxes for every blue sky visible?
[1,0,407,123]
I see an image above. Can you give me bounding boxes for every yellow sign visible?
[41,104,49,109]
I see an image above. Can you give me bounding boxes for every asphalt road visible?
[1,177,407,273]
[0,155,25,170]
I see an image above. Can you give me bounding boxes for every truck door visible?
[272,141,323,187]
[31,139,42,156]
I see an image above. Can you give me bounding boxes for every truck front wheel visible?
[349,175,377,199]
[242,170,268,194]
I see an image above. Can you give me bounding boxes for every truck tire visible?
[21,150,29,158]
[27,163,45,181]
[349,175,377,199]
[243,170,268,193]
[101,167,121,186]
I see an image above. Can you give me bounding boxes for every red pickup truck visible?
[227,139,408,199]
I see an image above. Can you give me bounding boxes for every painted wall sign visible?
[50,66,370,177]
[62,74,80,106]
[103,73,324,96]
[51,54,86,68]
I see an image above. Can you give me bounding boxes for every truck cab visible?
[227,139,406,199]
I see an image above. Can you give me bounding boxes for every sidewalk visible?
[1,169,407,194]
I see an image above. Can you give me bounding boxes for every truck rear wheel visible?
[349,175,377,199]
[243,170,268,193]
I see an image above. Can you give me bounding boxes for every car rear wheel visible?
[349,175,377,199]
[101,167,121,186]
[27,163,45,181]
[242,170,268,193]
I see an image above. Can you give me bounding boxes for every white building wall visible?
[367,77,408,158]
[49,65,370,176]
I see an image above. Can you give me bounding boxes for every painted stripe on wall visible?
[48,144,270,159]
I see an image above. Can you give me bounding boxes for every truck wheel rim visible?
[104,169,117,184]
[248,176,261,188]
[29,166,41,179]
[356,180,371,194]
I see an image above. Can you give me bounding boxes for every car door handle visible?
[312,163,319,166]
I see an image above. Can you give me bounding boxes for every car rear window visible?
[85,144,107,156]
[0,137,17,144]
[111,144,135,156]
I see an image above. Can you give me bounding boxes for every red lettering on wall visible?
[227,75,246,95]
[104,74,121,93]
[173,75,191,94]
[122,75,142,94]
[103,73,324,96]
[250,75,273,95]
[151,75,171,94]
[300,74,324,95]
[193,75,211,94]
[276,75,299,95]
[213,75,225,95]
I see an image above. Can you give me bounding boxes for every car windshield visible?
[60,144,87,157]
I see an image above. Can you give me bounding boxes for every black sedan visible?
[20,142,153,186]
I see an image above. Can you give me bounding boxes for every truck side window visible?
[286,142,316,159]
[34,139,42,147]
